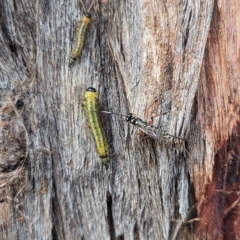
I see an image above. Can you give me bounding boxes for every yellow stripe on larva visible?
[69,13,91,66]
[84,87,109,165]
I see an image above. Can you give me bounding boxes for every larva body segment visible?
[69,13,91,66]
[84,87,109,165]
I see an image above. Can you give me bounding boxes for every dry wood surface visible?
[0,0,239,240]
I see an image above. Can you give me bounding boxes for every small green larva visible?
[84,87,109,165]
[69,13,91,66]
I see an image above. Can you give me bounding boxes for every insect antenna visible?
[101,111,127,118]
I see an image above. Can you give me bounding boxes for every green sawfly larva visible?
[69,13,91,66]
[84,87,109,165]
[102,111,184,141]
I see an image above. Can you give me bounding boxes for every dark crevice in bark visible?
[52,221,58,240]
[15,99,24,109]
[51,140,65,240]
[107,191,116,240]
[137,178,141,192]
[133,222,140,240]
[116,234,124,240]
[51,180,65,240]
[9,41,16,53]
[1,162,21,172]
[183,10,192,49]
[178,115,185,136]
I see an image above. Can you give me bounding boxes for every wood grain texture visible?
[0,0,220,239]
[194,1,240,239]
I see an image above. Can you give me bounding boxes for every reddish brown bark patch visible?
[222,123,240,240]
[198,123,240,239]
[198,143,226,240]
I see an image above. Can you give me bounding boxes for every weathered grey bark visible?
[2,0,239,239]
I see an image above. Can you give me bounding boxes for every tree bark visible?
[0,0,238,239]
[196,1,240,239]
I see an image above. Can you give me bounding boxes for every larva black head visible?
[86,87,96,92]
[126,113,136,125]
[85,13,92,18]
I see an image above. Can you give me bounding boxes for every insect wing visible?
[136,122,162,140]
[134,118,177,140]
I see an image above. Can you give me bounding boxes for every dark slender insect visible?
[84,87,109,165]
[102,111,183,140]
[69,13,91,66]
